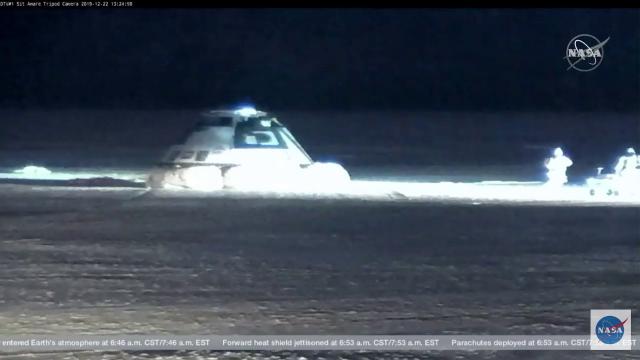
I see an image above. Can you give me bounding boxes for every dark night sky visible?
[0,8,639,111]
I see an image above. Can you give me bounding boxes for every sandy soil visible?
[0,185,638,359]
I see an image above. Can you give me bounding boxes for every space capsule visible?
[147,107,350,191]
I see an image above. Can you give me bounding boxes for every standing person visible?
[544,147,573,186]
[614,147,638,177]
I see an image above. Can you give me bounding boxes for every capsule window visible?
[236,131,281,148]
[167,150,181,161]
[180,151,195,160]
[195,151,209,161]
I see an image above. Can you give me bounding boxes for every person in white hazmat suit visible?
[544,147,573,186]
[613,147,639,192]
[614,147,639,177]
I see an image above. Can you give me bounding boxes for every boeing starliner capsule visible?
[147,107,351,191]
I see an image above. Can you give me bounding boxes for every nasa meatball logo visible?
[591,309,631,350]
[565,34,609,72]
[596,316,626,344]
